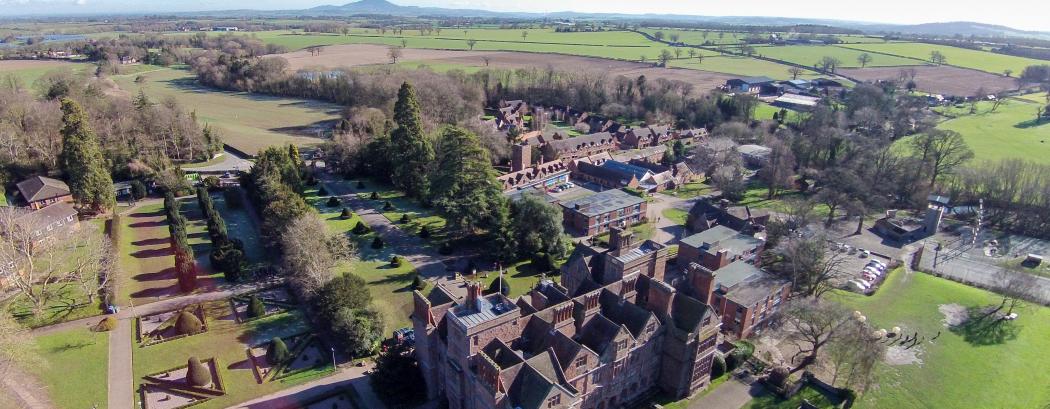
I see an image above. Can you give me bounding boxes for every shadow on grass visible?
[131,267,176,282]
[948,305,1022,346]
[1014,118,1048,129]
[130,247,174,259]
[48,339,96,353]
[236,312,309,346]
[131,237,171,246]
[129,210,165,218]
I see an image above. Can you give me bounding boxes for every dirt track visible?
[278,44,734,93]
[840,65,1016,96]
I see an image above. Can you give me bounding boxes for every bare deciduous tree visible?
[387,46,403,64]
[773,299,858,374]
[770,232,848,299]
[280,213,354,298]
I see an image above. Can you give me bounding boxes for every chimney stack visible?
[466,281,483,311]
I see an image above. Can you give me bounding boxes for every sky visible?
[0,0,1047,32]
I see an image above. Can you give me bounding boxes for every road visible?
[182,151,253,174]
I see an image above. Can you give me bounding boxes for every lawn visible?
[472,259,560,299]
[665,182,715,199]
[654,372,732,409]
[742,385,841,409]
[305,185,418,330]
[830,269,1050,408]
[116,201,176,305]
[109,67,339,155]
[898,98,1050,165]
[28,327,108,409]
[738,182,830,217]
[344,178,451,247]
[753,45,922,68]
[133,300,323,409]
[662,208,689,225]
[211,190,266,263]
[5,219,107,328]
[840,42,1045,75]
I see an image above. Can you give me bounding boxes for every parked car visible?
[860,249,871,258]
[849,281,868,291]
[868,259,887,268]
[863,266,883,276]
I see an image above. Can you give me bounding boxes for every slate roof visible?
[507,364,559,409]
[598,290,653,338]
[669,293,712,334]
[16,176,70,202]
[13,202,77,232]
[546,132,616,154]
[560,189,644,217]
[448,293,518,329]
[680,225,764,256]
[725,273,789,306]
[576,314,623,355]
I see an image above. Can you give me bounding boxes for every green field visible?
[841,42,1045,75]
[669,55,821,79]
[897,97,1050,165]
[109,67,338,155]
[0,60,87,87]
[640,28,891,46]
[832,269,1050,408]
[753,45,923,68]
[28,328,109,409]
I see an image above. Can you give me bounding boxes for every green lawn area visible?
[738,182,830,217]
[4,219,107,328]
[1013,92,1048,104]
[742,385,841,409]
[654,372,732,409]
[840,42,1045,75]
[0,59,88,86]
[305,185,417,330]
[211,190,266,263]
[133,300,323,409]
[662,208,689,225]
[471,259,560,299]
[898,98,1050,165]
[753,45,922,68]
[344,178,451,247]
[109,67,339,155]
[665,182,715,199]
[830,269,1050,408]
[593,222,656,244]
[28,328,108,409]
[117,201,176,305]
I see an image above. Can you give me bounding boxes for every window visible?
[575,356,587,368]
[472,336,479,346]
[645,322,656,334]
[547,395,561,407]
[617,339,628,351]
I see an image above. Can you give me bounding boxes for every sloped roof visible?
[576,314,624,355]
[598,290,654,338]
[669,293,712,334]
[14,202,77,231]
[547,132,616,153]
[16,176,70,202]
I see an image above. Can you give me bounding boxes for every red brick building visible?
[412,228,720,409]
[560,189,647,236]
[677,225,765,271]
[685,261,790,339]
[16,176,72,210]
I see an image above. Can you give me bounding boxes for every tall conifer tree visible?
[389,82,433,200]
[59,98,115,212]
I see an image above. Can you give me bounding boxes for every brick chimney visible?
[511,142,531,172]
[466,281,483,311]
[610,225,634,256]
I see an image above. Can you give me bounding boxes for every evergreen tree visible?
[266,337,290,365]
[247,295,266,318]
[186,357,211,387]
[510,193,567,259]
[430,126,507,235]
[389,82,434,200]
[59,98,115,212]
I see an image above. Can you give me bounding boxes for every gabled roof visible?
[13,202,77,231]
[546,132,616,154]
[576,314,625,355]
[669,293,713,334]
[598,290,655,338]
[16,176,70,202]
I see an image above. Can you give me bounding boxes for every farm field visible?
[832,269,1050,409]
[754,45,923,68]
[840,65,1016,95]
[934,98,1050,165]
[669,55,821,80]
[254,29,679,61]
[639,28,891,46]
[109,67,339,155]
[0,59,87,86]
[280,44,736,94]
[840,42,1045,75]
[27,327,109,409]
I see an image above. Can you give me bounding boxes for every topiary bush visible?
[371,236,384,249]
[399,213,410,223]
[352,221,370,235]
[390,256,403,268]
[175,310,203,335]
[96,316,118,332]
[266,337,290,366]
[383,201,394,211]
[418,225,430,239]
[340,208,352,219]
[176,260,197,293]
[370,191,379,200]
[247,295,266,318]
[412,274,427,291]
[532,252,557,272]
[317,186,328,196]
[186,356,211,387]
[712,354,727,378]
[326,196,340,207]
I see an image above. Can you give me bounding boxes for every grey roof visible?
[711,260,765,290]
[448,293,517,329]
[612,240,665,264]
[680,225,764,256]
[546,132,616,153]
[560,189,644,217]
[725,273,789,306]
[737,144,772,157]
[729,76,775,85]
[670,293,713,334]
[14,202,77,231]
[16,176,69,202]
[507,364,559,409]
[598,290,654,338]
[576,314,623,355]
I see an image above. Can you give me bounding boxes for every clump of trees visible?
[165,193,198,293]
[198,187,247,281]
[370,343,426,406]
